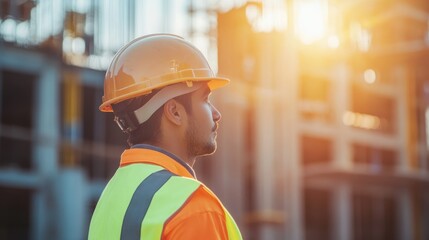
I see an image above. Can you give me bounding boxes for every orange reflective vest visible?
[88,144,242,240]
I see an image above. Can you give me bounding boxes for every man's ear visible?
[163,99,184,125]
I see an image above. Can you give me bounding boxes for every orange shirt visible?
[120,145,230,239]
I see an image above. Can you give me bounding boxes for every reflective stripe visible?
[139,176,201,239]
[89,164,164,240]
[224,208,243,240]
[120,170,173,240]
[89,163,242,240]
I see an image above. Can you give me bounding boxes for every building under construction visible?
[0,0,428,240]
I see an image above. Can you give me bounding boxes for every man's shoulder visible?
[162,181,227,237]
[168,176,221,204]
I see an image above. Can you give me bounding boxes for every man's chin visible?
[197,142,217,157]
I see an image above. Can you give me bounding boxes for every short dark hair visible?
[112,89,193,147]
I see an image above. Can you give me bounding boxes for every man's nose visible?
[212,105,221,122]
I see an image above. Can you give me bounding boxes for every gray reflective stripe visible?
[88,164,164,240]
[90,163,241,240]
[120,170,173,240]
[139,176,201,238]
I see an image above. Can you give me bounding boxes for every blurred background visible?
[0,0,429,239]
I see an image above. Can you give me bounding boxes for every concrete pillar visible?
[31,63,60,240]
[54,169,88,240]
[33,62,60,179]
[254,89,276,240]
[253,34,277,240]
[280,36,303,240]
[212,83,247,235]
[397,188,413,240]
[393,66,410,172]
[332,184,352,240]
[0,62,3,155]
[332,63,352,169]
[423,191,429,240]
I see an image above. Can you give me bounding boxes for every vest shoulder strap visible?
[136,173,201,239]
[89,164,164,240]
[90,163,242,240]
[121,166,201,240]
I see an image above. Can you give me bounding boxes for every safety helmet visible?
[99,33,229,112]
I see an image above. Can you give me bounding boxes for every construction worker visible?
[88,34,242,239]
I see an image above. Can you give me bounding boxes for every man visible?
[88,34,242,240]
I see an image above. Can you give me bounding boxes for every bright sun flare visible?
[295,0,328,44]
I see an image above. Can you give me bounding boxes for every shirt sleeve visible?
[163,211,229,240]
[162,186,230,240]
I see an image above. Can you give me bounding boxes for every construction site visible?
[0,0,428,239]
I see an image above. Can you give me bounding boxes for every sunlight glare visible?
[247,0,287,32]
[327,35,340,48]
[295,0,328,44]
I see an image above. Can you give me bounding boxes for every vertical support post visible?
[394,66,410,172]
[93,86,106,179]
[423,190,429,240]
[214,85,247,237]
[397,188,413,240]
[332,183,352,240]
[332,63,352,169]
[31,62,60,240]
[281,17,303,239]
[54,169,87,240]
[0,58,3,155]
[62,70,81,167]
[254,35,276,239]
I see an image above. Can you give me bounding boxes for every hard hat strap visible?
[133,82,202,124]
[114,114,139,134]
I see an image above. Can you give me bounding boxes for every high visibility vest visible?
[88,163,242,240]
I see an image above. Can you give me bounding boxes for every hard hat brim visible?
[99,77,230,112]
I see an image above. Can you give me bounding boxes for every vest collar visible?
[120,144,196,178]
